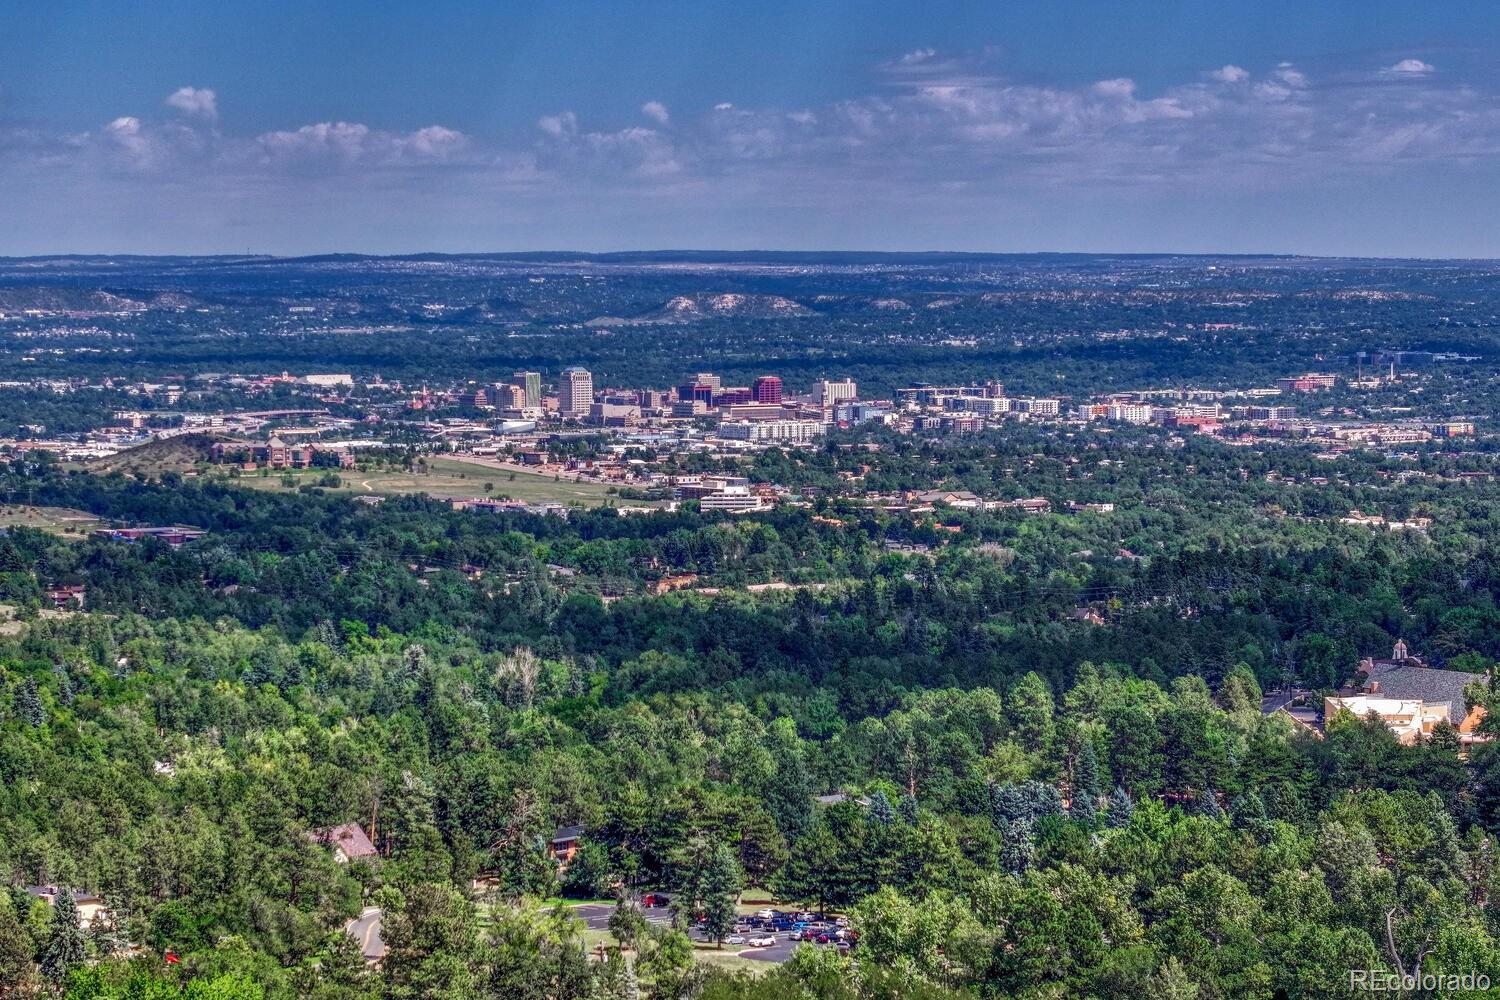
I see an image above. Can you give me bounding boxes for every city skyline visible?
[3,1,1500,257]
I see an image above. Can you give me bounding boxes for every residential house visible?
[311,823,380,864]
[26,886,108,927]
[551,825,585,867]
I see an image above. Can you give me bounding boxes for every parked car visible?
[642,894,670,908]
[725,934,747,945]
[834,917,850,927]
[749,935,776,947]
[755,908,776,919]
[788,929,804,940]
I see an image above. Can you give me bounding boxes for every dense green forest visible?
[3,612,1500,998]
[1,421,1500,997]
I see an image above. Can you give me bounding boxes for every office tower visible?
[559,366,594,416]
[511,371,542,408]
[813,378,857,407]
[753,375,784,405]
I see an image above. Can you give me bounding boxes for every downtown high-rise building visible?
[510,371,542,408]
[812,378,857,407]
[752,375,784,405]
[559,366,594,416]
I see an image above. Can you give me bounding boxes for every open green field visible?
[0,504,102,537]
[217,457,626,507]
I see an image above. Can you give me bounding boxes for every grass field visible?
[217,457,625,507]
[0,505,102,537]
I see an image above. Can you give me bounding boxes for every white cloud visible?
[537,111,578,137]
[9,45,1500,234]
[897,48,937,66]
[1386,58,1435,76]
[165,86,217,119]
[1093,78,1136,99]
[1272,63,1308,88]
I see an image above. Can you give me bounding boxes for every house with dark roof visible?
[1326,641,1490,745]
[550,825,585,866]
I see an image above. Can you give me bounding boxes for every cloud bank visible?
[0,58,1496,254]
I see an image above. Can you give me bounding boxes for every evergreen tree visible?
[608,901,648,952]
[1196,789,1222,820]
[1064,744,1102,824]
[594,950,640,1000]
[1071,788,1098,827]
[699,843,743,948]
[999,819,1036,875]
[1074,741,1102,802]
[38,890,85,985]
[990,780,1063,826]
[866,790,896,826]
[13,678,42,728]
[381,883,480,1000]
[0,894,34,998]
[898,792,920,825]
[1106,786,1135,829]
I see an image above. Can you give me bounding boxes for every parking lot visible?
[571,902,853,965]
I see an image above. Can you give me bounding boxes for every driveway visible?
[345,906,386,962]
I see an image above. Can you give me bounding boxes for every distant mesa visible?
[0,286,201,314]
[591,292,816,326]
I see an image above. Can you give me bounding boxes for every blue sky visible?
[2,1,1499,255]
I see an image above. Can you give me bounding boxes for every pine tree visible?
[14,678,42,728]
[1074,741,1102,802]
[594,950,640,1000]
[999,818,1036,875]
[38,890,85,984]
[1196,789,1222,820]
[1071,788,1098,827]
[1074,743,1110,827]
[699,842,743,948]
[866,790,896,826]
[0,894,34,997]
[52,665,74,707]
[1106,786,1135,829]
[897,792,919,825]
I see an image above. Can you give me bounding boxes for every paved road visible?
[345,906,386,961]
[572,903,840,965]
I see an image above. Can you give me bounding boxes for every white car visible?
[754,908,776,919]
[749,935,776,947]
[725,934,746,945]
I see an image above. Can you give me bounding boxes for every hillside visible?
[83,433,240,475]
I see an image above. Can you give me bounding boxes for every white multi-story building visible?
[697,484,770,513]
[812,379,857,408]
[718,419,827,443]
[1106,404,1155,425]
[1018,398,1060,416]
